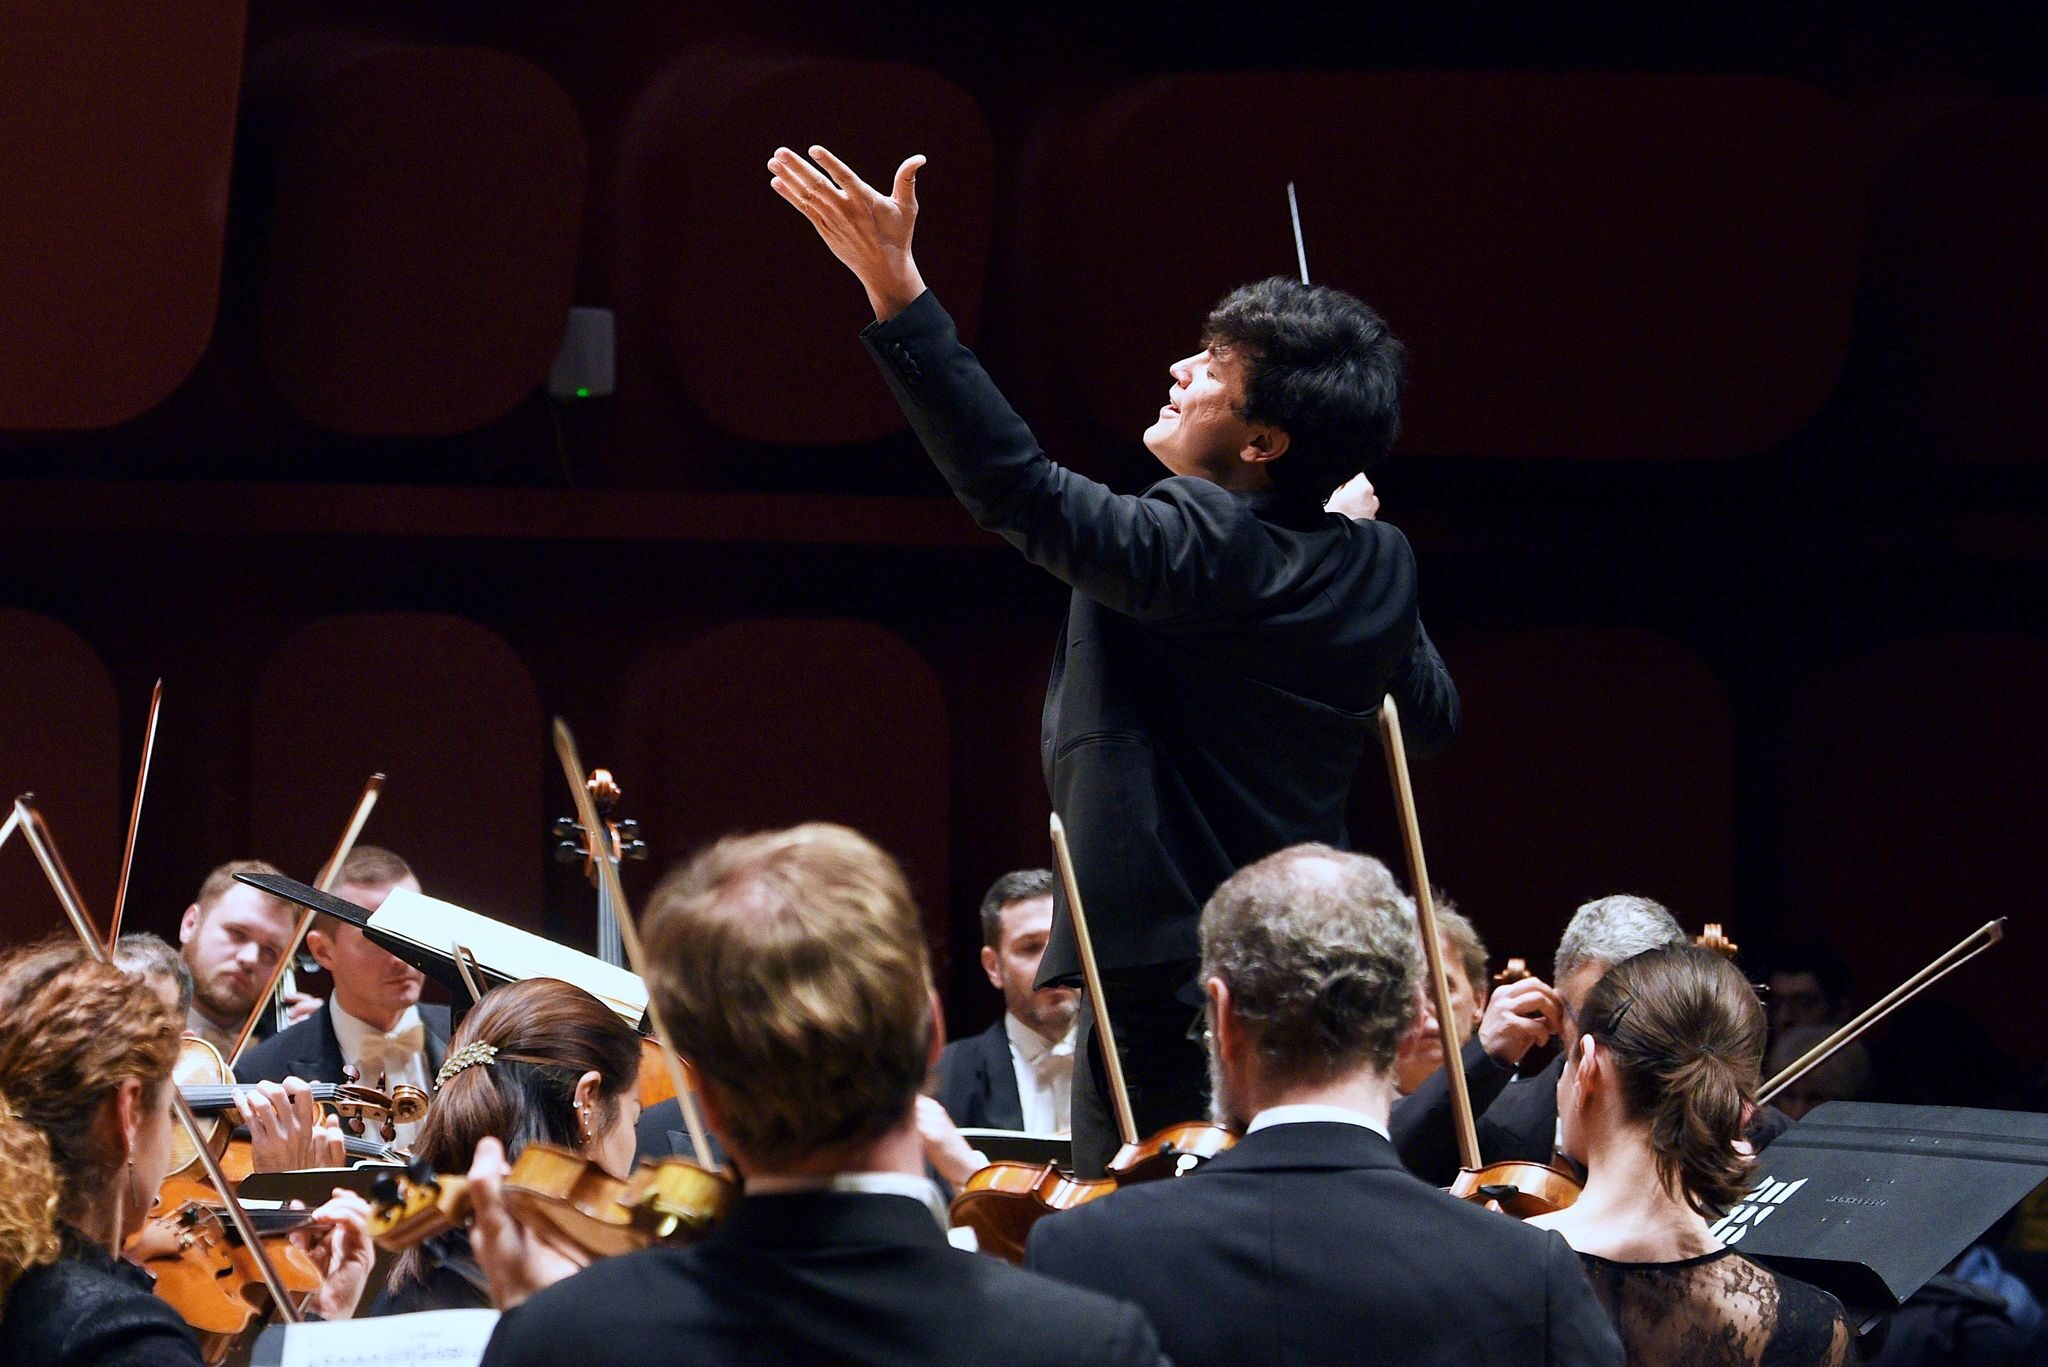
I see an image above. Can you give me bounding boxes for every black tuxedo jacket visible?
[233,1002,451,1087]
[1026,1121,1624,1367]
[480,1190,1166,1367]
[1394,1052,1797,1185]
[934,1017,1024,1131]
[865,294,1458,981]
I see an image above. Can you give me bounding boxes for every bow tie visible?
[355,1024,426,1080]
[1046,1034,1077,1061]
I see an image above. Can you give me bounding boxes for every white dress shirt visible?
[1005,1013,1076,1137]
[1245,1102,1392,1141]
[329,1000,431,1148]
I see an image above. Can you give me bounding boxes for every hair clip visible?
[435,1041,499,1088]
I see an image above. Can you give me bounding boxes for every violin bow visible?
[1758,918,2005,1106]
[12,796,301,1323]
[1287,181,1310,286]
[1049,812,1141,1149]
[1378,697,1484,1172]
[228,773,385,1068]
[551,718,717,1171]
[106,679,163,949]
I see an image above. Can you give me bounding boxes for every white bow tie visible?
[355,1024,425,1080]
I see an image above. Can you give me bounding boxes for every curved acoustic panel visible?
[626,619,951,943]
[259,47,586,436]
[249,613,545,926]
[1017,74,1862,462]
[0,610,121,943]
[619,51,994,446]
[1783,633,2048,1057]
[0,3,245,428]
[1853,102,2048,465]
[1351,629,1734,963]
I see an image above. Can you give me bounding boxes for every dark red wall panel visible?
[624,619,951,943]
[259,47,586,436]
[0,3,245,428]
[1016,74,1863,465]
[618,50,994,447]
[0,610,121,944]
[249,613,545,927]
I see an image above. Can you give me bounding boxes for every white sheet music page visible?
[370,886,648,1026]
[269,1308,499,1366]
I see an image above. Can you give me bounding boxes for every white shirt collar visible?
[328,999,423,1055]
[1245,1103,1391,1141]
[1003,1012,1075,1065]
[743,1171,950,1229]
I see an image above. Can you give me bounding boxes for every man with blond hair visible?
[1026,844,1621,1366]
[472,824,1165,1366]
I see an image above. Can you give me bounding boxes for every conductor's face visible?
[1145,346,1273,488]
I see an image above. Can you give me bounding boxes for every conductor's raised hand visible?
[768,145,927,322]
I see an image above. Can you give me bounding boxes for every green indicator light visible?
[575,386,591,398]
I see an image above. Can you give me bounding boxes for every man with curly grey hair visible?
[1026,845,1622,1367]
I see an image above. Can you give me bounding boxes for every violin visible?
[166,1034,427,1181]
[368,1145,734,1259]
[1379,697,1580,1219]
[948,815,1235,1262]
[129,1179,323,1367]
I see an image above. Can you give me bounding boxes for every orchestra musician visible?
[932,869,1079,1135]
[236,848,448,1148]
[1389,898,1553,1097]
[1022,844,1623,1366]
[471,824,1167,1366]
[175,860,314,1053]
[373,976,642,1315]
[114,931,344,1173]
[1394,894,1707,1183]
[0,940,374,1366]
[1527,945,1852,1365]
[768,144,1459,1177]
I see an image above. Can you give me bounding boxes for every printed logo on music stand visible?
[1710,1176,1809,1244]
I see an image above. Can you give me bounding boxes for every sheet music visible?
[258,1308,499,1367]
[371,886,648,1026]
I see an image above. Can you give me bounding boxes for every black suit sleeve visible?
[1386,618,1459,756]
[864,291,1324,627]
[1389,1036,1519,1184]
[1092,1303,1172,1367]
[1539,1231,1626,1366]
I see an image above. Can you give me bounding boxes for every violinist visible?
[1527,946,1852,1366]
[175,860,311,1053]
[237,848,449,1149]
[1023,844,1622,1367]
[1388,898,1566,1180]
[1393,894,1696,1184]
[0,940,374,1367]
[768,142,1458,1178]
[472,823,1166,1366]
[373,976,641,1315]
[112,931,346,1173]
[932,868,1078,1135]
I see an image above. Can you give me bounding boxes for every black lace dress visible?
[1578,1247,1852,1367]
[0,1237,204,1367]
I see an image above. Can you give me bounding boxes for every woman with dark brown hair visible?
[1529,945,1851,1366]
[0,940,373,1366]
[374,976,642,1314]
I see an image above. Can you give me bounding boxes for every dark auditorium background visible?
[1,3,2043,1091]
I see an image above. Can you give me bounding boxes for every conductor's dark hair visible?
[1203,277,1407,497]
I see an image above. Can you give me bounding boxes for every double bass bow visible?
[1377,697,1582,1218]
[947,812,1236,1262]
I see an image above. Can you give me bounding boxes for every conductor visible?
[770,146,1458,1174]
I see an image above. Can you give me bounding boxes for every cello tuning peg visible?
[370,1173,401,1205]
[554,839,586,864]
[551,818,583,841]
[615,819,641,838]
[623,839,650,862]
